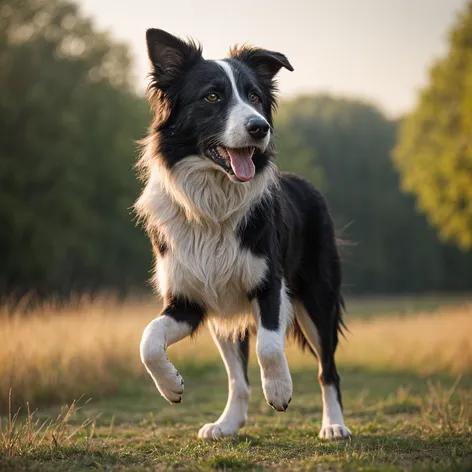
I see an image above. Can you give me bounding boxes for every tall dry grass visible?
[285,303,472,374]
[0,298,157,411]
[335,306,472,374]
[0,391,97,457]
[1,298,471,411]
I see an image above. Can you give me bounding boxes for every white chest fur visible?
[136,156,277,318]
[156,220,266,315]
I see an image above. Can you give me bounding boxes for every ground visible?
[2,365,471,471]
[0,296,471,471]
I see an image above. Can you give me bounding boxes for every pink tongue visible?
[227,148,255,182]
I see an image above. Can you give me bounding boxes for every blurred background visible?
[2,0,472,303]
[0,1,471,467]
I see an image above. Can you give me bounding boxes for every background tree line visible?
[1,0,471,303]
[275,96,472,294]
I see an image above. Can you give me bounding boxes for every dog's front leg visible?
[254,278,293,411]
[140,297,204,404]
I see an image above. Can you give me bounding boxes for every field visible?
[1,296,471,471]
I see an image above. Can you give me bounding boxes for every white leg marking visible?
[215,60,270,151]
[140,315,191,404]
[198,322,250,440]
[255,281,293,412]
[295,305,351,440]
[319,385,351,440]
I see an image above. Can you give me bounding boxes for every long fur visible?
[136,138,278,332]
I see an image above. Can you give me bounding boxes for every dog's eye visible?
[249,92,261,104]
[205,93,220,103]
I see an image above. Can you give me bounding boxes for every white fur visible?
[255,280,293,411]
[318,385,352,440]
[140,315,190,403]
[295,305,351,440]
[198,322,250,439]
[216,60,271,151]
[136,145,278,336]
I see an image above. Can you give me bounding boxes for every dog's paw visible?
[153,362,184,404]
[318,424,352,440]
[262,372,293,412]
[198,422,239,440]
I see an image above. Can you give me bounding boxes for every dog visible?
[135,28,351,441]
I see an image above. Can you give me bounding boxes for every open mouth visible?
[208,146,256,182]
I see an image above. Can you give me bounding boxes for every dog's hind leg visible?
[198,322,250,439]
[294,299,352,440]
[140,297,204,404]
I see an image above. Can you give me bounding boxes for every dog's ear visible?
[146,28,202,91]
[229,46,293,80]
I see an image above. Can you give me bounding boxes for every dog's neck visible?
[137,150,278,229]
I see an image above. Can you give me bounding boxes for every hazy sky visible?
[79,0,465,117]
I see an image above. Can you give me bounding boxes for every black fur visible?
[163,295,205,334]
[238,330,250,385]
[150,229,168,256]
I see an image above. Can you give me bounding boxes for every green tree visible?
[394,0,472,249]
[275,95,472,293]
[0,0,150,301]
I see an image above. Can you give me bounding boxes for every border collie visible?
[135,28,351,441]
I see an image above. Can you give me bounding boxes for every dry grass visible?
[285,303,472,375]
[0,390,97,458]
[0,297,155,410]
[420,377,471,433]
[337,304,472,374]
[1,297,471,411]
[172,302,472,375]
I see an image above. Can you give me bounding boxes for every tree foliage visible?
[0,0,150,300]
[393,0,472,249]
[276,95,472,293]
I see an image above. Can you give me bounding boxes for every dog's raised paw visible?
[154,363,185,404]
[198,423,238,440]
[318,424,352,440]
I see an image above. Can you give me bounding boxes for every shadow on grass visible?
[218,432,472,464]
[0,445,144,471]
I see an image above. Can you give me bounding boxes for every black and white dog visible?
[136,28,351,441]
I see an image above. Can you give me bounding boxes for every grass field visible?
[1,296,471,471]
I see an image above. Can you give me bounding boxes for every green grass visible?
[1,363,471,471]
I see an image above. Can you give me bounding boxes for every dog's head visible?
[145,28,293,183]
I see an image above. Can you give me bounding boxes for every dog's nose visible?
[246,117,269,139]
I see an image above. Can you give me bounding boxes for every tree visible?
[0,0,150,301]
[275,95,472,293]
[393,0,472,250]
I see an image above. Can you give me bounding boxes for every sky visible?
[78,0,466,118]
